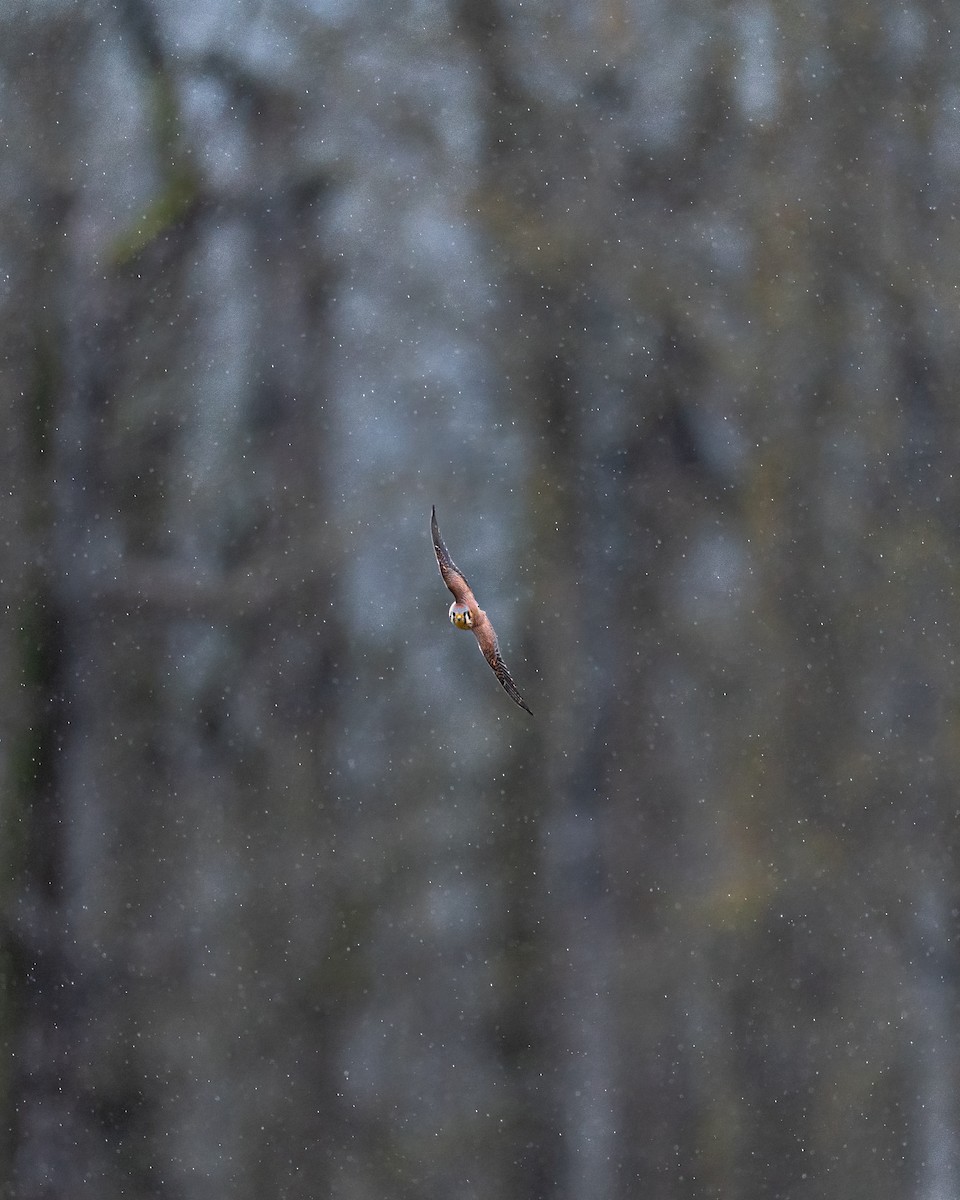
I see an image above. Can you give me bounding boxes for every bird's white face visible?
[449,602,473,630]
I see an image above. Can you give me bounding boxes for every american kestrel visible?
[431,505,533,715]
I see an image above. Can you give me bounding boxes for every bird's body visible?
[431,506,533,715]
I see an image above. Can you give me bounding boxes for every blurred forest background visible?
[2,0,960,1197]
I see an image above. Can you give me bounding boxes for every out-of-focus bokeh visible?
[3,1,959,1196]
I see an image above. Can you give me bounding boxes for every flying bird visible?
[431,505,533,715]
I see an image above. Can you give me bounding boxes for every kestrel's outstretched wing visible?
[431,505,477,610]
[474,621,534,715]
[430,505,533,716]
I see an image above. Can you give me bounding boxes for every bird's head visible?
[448,602,474,630]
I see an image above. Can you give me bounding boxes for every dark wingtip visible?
[507,683,533,716]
